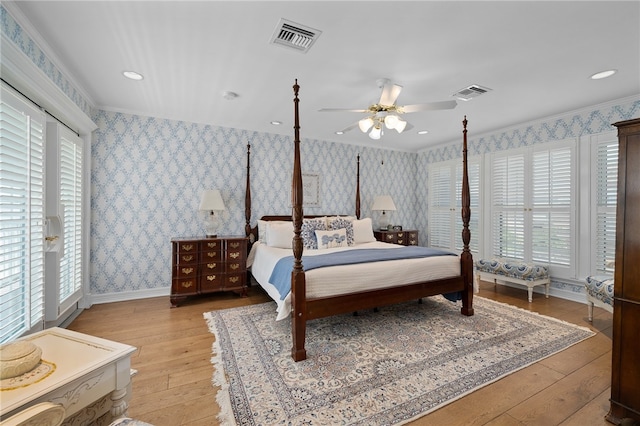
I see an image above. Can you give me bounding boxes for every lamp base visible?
[378,211,390,231]
[205,234,218,238]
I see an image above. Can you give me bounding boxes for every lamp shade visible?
[358,117,374,132]
[199,189,226,211]
[371,195,396,212]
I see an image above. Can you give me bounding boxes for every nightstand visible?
[170,236,248,307]
[374,230,419,246]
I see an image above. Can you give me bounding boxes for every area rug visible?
[203,296,594,425]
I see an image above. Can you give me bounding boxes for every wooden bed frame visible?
[245,79,474,362]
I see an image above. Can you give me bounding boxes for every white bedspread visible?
[247,241,461,320]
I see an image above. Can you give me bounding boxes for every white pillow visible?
[353,218,376,244]
[315,228,348,249]
[266,221,294,248]
[259,219,288,243]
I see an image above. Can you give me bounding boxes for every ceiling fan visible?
[319,78,457,139]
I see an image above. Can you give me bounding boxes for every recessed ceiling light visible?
[271,121,282,125]
[590,69,617,80]
[123,71,143,81]
[417,130,429,135]
[335,131,344,135]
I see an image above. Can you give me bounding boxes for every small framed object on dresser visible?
[170,236,248,307]
[374,229,418,246]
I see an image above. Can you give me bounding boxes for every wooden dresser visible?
[170,236,248,307]
[607,118,640,424]
[374,229,419,246]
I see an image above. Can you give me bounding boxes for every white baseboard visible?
[87,287,170,307]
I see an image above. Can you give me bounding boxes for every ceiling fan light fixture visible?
[395,118,407,133]
[385,114,399,130]
[359,117,374,132]
[369,126,382,140]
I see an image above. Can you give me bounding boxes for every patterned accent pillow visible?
[315,228,348,249]
[301,217,327,249]
[328,216,354,246]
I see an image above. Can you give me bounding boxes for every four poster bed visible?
[245,80,474,362]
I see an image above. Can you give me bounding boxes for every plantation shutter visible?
[595,140,618,272]
[59,132,83,305]
[491,153,525,259]
[428,164,452,248]
[0,85,46,343]
[531,146,572,265]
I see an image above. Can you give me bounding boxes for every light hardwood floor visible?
[68,280,614,426]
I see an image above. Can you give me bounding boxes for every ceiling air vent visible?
[269,19,321,53]
[453,84,492,101]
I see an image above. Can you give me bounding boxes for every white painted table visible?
[0,327,136,425]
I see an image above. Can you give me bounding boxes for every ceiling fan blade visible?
[338,122,360,133]
[319,108,369,113]
[401,100,457,113]
[379,83,403,106]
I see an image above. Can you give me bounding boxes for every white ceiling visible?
[9,1,640,152]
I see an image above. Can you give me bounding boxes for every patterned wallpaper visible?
[91,110,418,295]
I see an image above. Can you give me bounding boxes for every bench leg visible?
[545,282,550,298]
[587,301,594,322]
[527,287,533,303]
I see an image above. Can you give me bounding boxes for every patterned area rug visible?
[204,296,594,425]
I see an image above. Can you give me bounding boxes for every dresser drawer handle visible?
[229,252,240,259]
[230,242,240,248]
[181,280,193,288]
[207,242,218,248]
[386,235,393,241]
[181,244,194,251]
[207,275,216,281]
[397,233,404,237]
[181,267,194,274]
[207,252,218,258]
[181,255,193,262]
[207,263,217,269]
[230,264,239,270]
[229,276,239,283]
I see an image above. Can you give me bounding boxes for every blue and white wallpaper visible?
[91,111,418,295]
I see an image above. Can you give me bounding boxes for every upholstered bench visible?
[585,275,614,321]
[475,258,550,302]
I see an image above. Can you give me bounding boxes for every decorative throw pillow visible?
[266,221,294,248]
[301,217,327,249]
[353,218,376,244]
[315,228,348,249]
[328,216,354,246]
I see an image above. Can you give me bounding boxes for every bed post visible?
[355,154,361,219]
[245,143,252,239]
[460,116,474,316]
[291,79,307,361]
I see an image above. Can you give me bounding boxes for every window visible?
[0,84,46,343]
[594,138,618,273]
[489,140,575,276]
[428,157,481,253]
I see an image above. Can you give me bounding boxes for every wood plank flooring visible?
[67,280,614,425]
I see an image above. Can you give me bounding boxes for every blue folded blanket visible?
[269,246,457,300]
